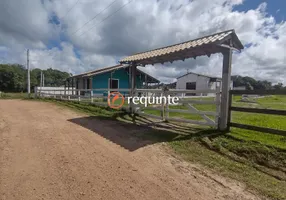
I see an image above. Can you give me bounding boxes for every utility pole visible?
[27,49,30,94]
[40,70,43,88]
[42,72,45,87]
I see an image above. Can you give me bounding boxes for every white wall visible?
[176,73,215,96]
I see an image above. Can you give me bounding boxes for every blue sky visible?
[46,0,285,59]
[235,0,285,22]
[1,0,285,83]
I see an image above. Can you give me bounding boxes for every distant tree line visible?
[0,64,71,92]
[231,75,285,90]
[0,63,284,92]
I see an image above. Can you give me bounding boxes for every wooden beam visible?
[230,122,286,136]
[131,63,137,112]
[231,107,286,116]
[219,48,233,131]
[71,78,74,95]
[230,90,286,95]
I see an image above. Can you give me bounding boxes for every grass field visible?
[0,92,30,99]
[2,93,286,199]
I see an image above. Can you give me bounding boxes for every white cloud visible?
[0,0,285,84]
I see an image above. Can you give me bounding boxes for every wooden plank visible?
[166,117,216,127]
[227,94,233,131]
[167,109,217,116]
[168,89,216,94]
[142,107,163,111]
[231,107,286,116]
[219,48,232,131]
[180,99,217,105]
[230,122,286,136]
[186,103,215,124]
[230,90,286,95]
[215,84,221,125]
[138,112,163,120]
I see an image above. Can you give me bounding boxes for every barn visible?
[176,72,233,97]
[66,65,160,96]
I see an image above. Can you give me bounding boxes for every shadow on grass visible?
[68,112,224,152]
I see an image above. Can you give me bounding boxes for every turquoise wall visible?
[92,68,143,95]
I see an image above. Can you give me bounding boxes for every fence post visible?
[165,90,169,121]
[34,87,38,98]
[130,63,137,113]
[64,85,66,98]
[219,48,232,131]
[226,92,233,132]
[161,89,165,121]
[90,90,93,103]
[215,85,221,128]
[78,90,80,102]
[54,90,56,99]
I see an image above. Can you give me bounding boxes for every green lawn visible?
[127,95,286,199]
[0,92,30,99]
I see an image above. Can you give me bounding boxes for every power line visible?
[62,0,80,19]
[173,0,192,15]
[79,0,134,37]
[71,0,119,36]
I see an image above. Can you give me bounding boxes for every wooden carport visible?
[120,29,244,131]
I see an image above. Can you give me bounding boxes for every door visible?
[109,79,119,93]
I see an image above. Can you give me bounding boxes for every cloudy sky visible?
[0,0,285,84]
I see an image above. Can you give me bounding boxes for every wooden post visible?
[67,79,70,97]
[72,78,74,96]
[226,93,233,132]
[145,74,147,97]
[90,90,93,103]
[64,81,67,97]
[129,65,132,97]
[110,71,113,93]
[219,49,232,131]
[78,90,80,102]
[131,63,137,113]
[215,83,221,127]
[161,89,165,120]
[34,87,38,98]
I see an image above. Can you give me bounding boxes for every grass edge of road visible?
[28,98,286,200]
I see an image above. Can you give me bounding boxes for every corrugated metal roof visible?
[177,72,222,80]
[120,29,243,65]
[83,65,124,77]
[71,65,122,78]
[70,65,160,83]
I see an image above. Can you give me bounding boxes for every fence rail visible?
[228,89,286,135]
[36,87,221,128]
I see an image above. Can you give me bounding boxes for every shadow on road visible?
[68,113,222,151]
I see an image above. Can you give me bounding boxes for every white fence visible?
[35,87,76,95]
[36,87,221,128]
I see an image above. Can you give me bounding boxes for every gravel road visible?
[0,100,262,200]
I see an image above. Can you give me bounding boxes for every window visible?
[87,78,90,89]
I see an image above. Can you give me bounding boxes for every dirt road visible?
[0,100,262,200]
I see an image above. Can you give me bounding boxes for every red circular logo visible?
[108,92,125,109]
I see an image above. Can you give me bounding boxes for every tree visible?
[231,75,275,90]
[273,83,283,90]
[0,64,71,92]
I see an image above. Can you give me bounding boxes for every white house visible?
[176,72,233,97]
